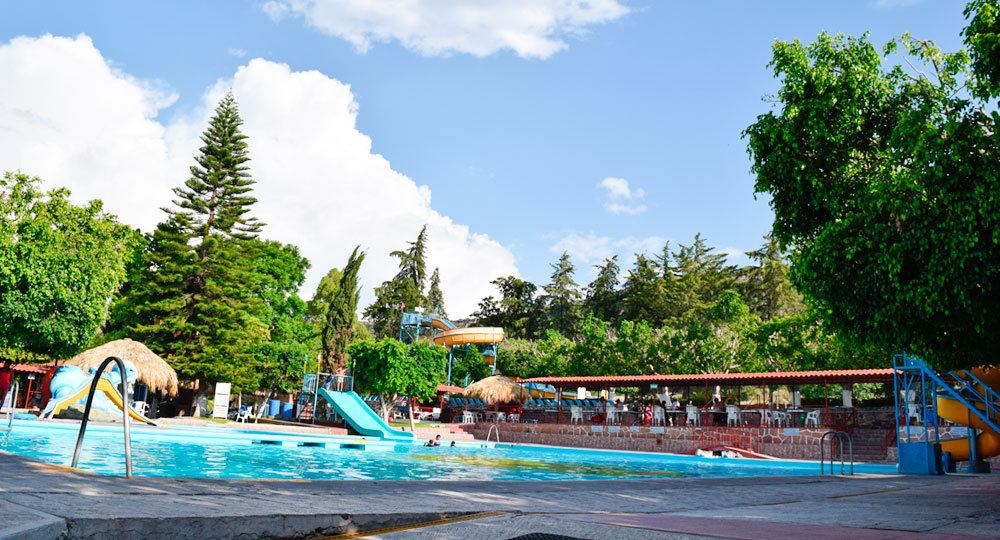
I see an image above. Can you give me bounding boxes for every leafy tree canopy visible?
[745,2,1000,370]
[0,172,141,359]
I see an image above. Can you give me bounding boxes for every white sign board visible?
[212,382,232,419]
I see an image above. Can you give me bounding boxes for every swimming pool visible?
[0,420,896,480]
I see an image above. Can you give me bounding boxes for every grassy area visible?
[388,421,439,428]
[198,417,231,424]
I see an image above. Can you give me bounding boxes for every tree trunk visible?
[255,390,273,423]
[378,394,394,423]
[409,397,416,432]
[192,382,209,417]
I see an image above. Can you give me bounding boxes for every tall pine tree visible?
[584,256,623,324]
[543,252,582,336]
[116,92,268,406]
[426,267,447,317]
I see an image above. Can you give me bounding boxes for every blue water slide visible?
[316,389,414,441]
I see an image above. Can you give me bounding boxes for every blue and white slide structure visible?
[317,389,415,441]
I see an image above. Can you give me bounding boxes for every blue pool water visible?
[0,420,896,480]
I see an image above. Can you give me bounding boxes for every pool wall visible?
[465,424,894,462]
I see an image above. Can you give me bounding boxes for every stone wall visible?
[464,423,892,462]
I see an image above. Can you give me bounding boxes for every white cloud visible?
[228,47,248,57]
[551,231,666,276]
[0,34,517,317]
[261,0,630,59]
[597,176,647,215]
[0,34,180,231]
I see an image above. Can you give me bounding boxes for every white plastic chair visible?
[907,403,921,424]
[570,406,584,424]
[131,401,149,416]
[506,413,520,423]
[685,405,701,426]
[652,406,665,426]
[804,410,820,427]
[725,405,741,426]
[606,408,620,424]
[461,411,476,423]
[772,410,790,427]
[235,407,250,423]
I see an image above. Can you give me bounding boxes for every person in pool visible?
[424,435,441,447]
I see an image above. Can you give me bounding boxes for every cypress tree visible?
[322,246,365,370]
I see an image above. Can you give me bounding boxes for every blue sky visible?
[0,1,971,316]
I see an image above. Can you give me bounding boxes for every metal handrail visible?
[70,356,133,477]
[486,424,501,443]
[1,381,19,433]
[820,430,853,475]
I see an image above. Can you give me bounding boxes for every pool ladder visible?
[486,424,501,444]
[1,380,20,434]
[71,356,134,477]
[820,430,854,475]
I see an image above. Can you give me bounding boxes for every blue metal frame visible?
[397,310,500,385]
[893,353,1000,474]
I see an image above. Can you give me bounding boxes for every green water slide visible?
[316,389,415,441]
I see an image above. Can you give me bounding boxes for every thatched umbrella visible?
[66,338,178,396]
[463,375,529,405]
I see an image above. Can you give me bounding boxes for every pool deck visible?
[0,451,998,539]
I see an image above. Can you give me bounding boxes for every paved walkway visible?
[0,452,996,539]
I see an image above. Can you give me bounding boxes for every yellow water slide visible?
[429,317,504,347]
[46,377,158,426]
[428,317,504,367]
[936,367,1000,461]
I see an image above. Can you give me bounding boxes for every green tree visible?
[349,338,446,429]
[426,267,447,317]
[495,338,542,379]
[744,4,1000,370]
[114,93,270,410]
[542,251,582,336]
[0,173,140,360]
[669,234,735,324]
[321,246,365,371]
[584,256,624,324]
[665,291,759,375]
[450,345,491,386]
[473,276,543,339]
[621,254,670,325]
[364,226,429,338]
[740,236,804,321]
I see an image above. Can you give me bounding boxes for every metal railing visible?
[820,430,853,475]
[486,424,501,443]
[70,356,133,477]
[1,381,19,433]
[695,427,761,454]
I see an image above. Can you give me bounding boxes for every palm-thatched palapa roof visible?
[463,375,529,404]
[66,338,178,396]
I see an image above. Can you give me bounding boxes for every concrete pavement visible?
[0,451,997,539]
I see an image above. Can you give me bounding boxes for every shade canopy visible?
[463,375,529,404]
[66,338,178,396]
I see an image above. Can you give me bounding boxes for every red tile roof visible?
[11,363,51,375]
[522,369,895,388]
[436,384,465,393]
